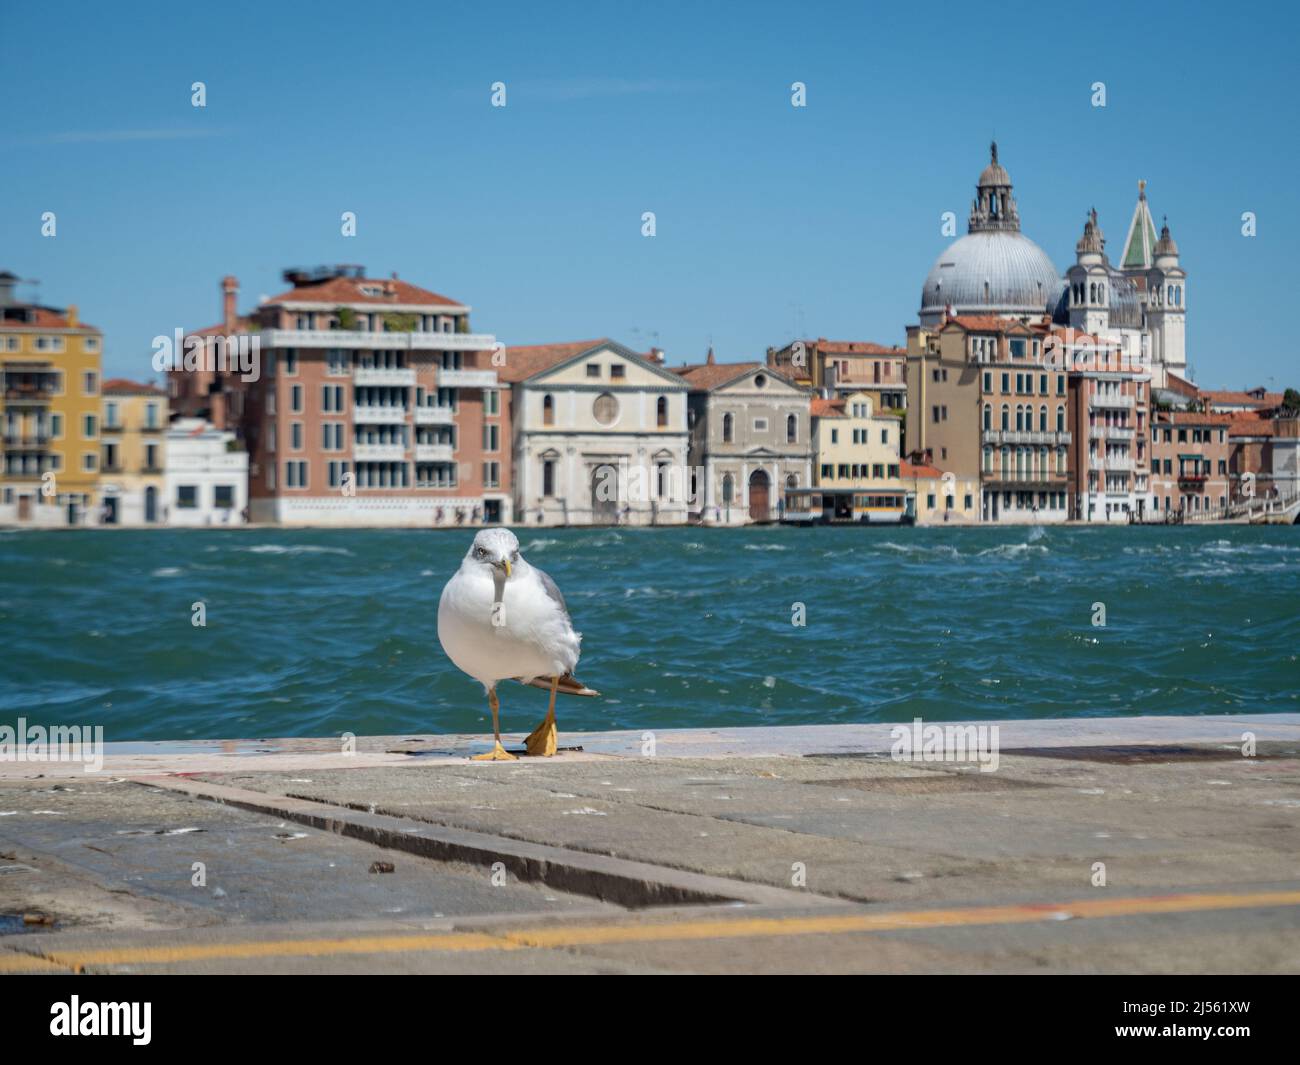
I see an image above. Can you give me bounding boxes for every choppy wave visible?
[1,523,1297,740]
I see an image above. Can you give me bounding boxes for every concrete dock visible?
[2,715,1298,974]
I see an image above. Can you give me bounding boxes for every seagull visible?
[438,528,597,760]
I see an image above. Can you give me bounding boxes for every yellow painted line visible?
[0,950,75,973]
[43,932,523,971]
[28,890,1300,970]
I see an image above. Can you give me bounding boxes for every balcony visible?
[415,443,455,463]
[3,387,53,404]
[1091,393,1135,409]
[982,429,1072,446]
[1091,455,1134,471]
[414,405,455,426]
[101,422,124,433]
[1089,424,1134,440]
[437,368,498,388]
[259,329,497,352]
[354,442,407,461]
[352,405,408,425]
[2,434,50,449]
[354,366,416,387]
[983,470,1069,485]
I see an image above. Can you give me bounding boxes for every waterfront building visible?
[0,271,103,526]
[100,379,167,525]
[1149,411,1233,517]
[674,352,810,524]
[503,339,689,526]
[808,391,907,521]
[906,315,1071,524]
[168,267,510,526]
[766,338,907,413]
[1229,413,1300,502]
[1050,323,1153,523]
[164,418,248,525]
[899,459,980,525]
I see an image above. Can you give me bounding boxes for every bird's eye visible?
[511,551,519,562]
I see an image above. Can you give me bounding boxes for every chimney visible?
[649,347,664,364]
[66,303,79,328]
[221,276,239,333]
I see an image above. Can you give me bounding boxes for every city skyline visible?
[3,0,1296,392]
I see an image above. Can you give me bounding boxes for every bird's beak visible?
[495,559,512,579]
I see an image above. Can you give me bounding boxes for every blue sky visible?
[2,0,1295,391]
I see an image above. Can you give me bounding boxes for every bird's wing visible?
[532,564,571,625]
[519,674,600,697]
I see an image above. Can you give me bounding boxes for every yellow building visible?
[101,380,168,524]
[901,460,981,525]
[807,390,906,521]
[1,272,104,525]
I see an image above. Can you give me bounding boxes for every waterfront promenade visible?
[2,715,1298,974]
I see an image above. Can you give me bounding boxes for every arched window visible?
[1001,405,1009,431]
[1039,405,1048,432]
[1089,283,1096,303]
[721,473,734,503]
[542,394,555,427]
[1098,284,1105,303]
[656,396,668,428]
[785,473,798,490]
[983,405,991,431]
[722,412,734,443]
[1168,285,1175,304]
[1015,405,1024,431]
[1001,446,1010,477]
[1056,406,1065,432]
[786,413,797,443]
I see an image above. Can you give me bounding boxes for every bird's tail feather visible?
[517,674,599,697]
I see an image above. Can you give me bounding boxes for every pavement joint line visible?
[134,775,830,911]
[17,890,1300,971]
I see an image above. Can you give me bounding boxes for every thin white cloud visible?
[510,78,715,102]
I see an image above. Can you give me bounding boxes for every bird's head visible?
[465,528,521,580]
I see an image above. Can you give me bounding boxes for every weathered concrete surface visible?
[1,717,1298,974]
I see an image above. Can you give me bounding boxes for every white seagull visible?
[438,528,598,760]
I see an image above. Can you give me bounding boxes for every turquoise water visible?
[1,524,1297,741]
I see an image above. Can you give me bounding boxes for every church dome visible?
[919,144,1065,325]
[921,232,1064,323]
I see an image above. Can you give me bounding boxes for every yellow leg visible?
[524,676,559,757]
[472,688,516,761]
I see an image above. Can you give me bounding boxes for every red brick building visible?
[168,267,511,525]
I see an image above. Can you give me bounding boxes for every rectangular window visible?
[83,414,97,438]
[177,485,198,508]
[83,371,98,394]
[586,364,601,378]
[284,350,298,375]
[327,349,348,374]
[484,389,500,415]
[291,385,303,413]
[214,485,235,509]
[291,422,303,450]
[610,365,625,380]
[482,424,499,452]
[483,461,500,488]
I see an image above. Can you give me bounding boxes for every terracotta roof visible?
[0,306,100,331]
[941,315,1027,333]
[188,316,256,337]
[1202,389,1284,408]
[496,339,616,383]
[1154,411,1236,427]
[810,396,845,418]
[263,275,461,308]
[1229,419,1277,438]
[673,361,766,391]
[103,378,166,396]
[1164,373,1200,397]
[803,338,905,356]
[901,461,943,479]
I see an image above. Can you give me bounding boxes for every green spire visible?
[1121,179,1158,269]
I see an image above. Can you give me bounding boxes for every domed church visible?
[919,145,1187,388]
